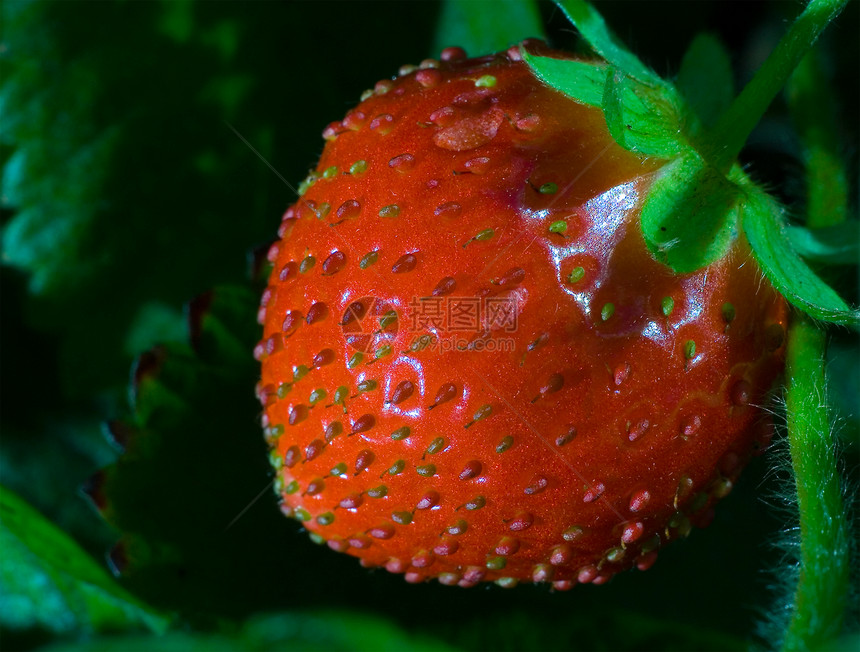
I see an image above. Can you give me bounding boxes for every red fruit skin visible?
[257,45,788,588]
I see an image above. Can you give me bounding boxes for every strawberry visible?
[255,42,787,589]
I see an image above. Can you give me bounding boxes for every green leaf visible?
[124,302,188,358]
[433,0,545,56]
[0,485,170,637]
[1,131,119,293]
[640,155,741,272]
[0,0,277,397]
[554,0,662,86]
[741,186,859,326]
[48,611,455,652]
[602,68,688,158]
[677,33,733,129]
[95,285,372,619]
[0,422,118,556]
[786,223,860,265]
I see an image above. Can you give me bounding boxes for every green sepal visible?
[522,51,607,107]
[677,33,734,130]
[787,223,860,265]
[602,68,688,158]
[741,186,860,326]
[526,2,694,161]
[0,485,171,636]
[640,155,741,272]
[524,53,688,160]
[554,0,661,86]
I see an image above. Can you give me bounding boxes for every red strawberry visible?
[255,43,787,589]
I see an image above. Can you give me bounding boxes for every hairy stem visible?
[783,317,850,651]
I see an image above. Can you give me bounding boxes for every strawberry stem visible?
[783,317,850,651]
[781,46,852,652]
[706,0,850,172]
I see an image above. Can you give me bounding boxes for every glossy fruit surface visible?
[256,44,788,588]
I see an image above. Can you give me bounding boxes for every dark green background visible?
[1,1,857,650]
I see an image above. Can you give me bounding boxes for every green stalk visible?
[783,317,850,651]
[706,0,850,172]
[781,46,852,652]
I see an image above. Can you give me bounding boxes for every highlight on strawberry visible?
[255,0,858,594]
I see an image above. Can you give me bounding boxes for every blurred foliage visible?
[0,0,857,650]
[433,0,546,55]
[46,611,455,652]
[0,487,169,647]
[677,33,734,130]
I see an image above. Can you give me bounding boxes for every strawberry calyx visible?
[524,0,858,326]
